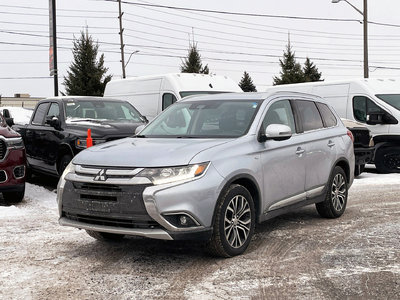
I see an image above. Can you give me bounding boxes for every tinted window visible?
[31,103,49,125]
[296,100,324,132]
[263,100,296,132]
[353,96,386,123]
[64,100,143,123]
[162,93,177,110]
[376,94,400,110]
[316,103,337,127]
[47,103,60,118]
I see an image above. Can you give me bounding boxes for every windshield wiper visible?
[135,134,146,138]
[69,118,105,123]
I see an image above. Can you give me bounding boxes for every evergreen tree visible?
[239,71,257,92]
[63,31,112,96]
[180,44,209,74]
[303,57,323,82]
[273,42,304,85]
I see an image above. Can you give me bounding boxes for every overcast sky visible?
[1,0,400,97]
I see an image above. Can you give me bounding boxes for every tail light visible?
[347,130,354,143]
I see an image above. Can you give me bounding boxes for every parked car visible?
[342,119,375,176]
[267,78,400,173]
[0,111,26,203]
[13,97,147,177]
[104,73,243,120]
[57,92,355,257]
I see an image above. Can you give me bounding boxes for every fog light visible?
[163,213,199,228]
[179,215,187,226]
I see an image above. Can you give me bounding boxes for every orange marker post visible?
[86,128,93,148]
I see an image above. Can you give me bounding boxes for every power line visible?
[102,0,362,23]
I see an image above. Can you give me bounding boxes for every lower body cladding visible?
[58,164,224,241]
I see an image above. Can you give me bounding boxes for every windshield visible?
[139,100,261,138]
[376,94,400,110]
[179,91,231,98]
[64,100,145,123]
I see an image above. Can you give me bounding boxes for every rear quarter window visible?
[316,103,337,128]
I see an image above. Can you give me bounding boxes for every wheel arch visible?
[214,174,262,225]
[334,158,351,184]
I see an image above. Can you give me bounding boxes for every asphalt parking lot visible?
[0,170,399,299]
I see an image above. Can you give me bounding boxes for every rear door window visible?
[296,100,324,132]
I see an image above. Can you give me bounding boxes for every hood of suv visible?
[72,137,231,167]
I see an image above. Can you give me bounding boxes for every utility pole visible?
[363,0,369,78]
[49,0,58,96]
[118,0,126,79]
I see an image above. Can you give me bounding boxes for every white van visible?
[267,78,400,173]
[104,73,242,120]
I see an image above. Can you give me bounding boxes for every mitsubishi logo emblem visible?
[94,169,107,181]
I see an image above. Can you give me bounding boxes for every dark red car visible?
[0,110,26,203]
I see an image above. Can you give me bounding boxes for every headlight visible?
[57,162,75,208]
[137,162,209,185]
[6,137,24,149]
[76,138,106,149]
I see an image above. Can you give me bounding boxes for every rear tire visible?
[86,230,125,241]
[316,166,348,218]
[375,146,400,173]
[2,184,25,203]
[206,184,255,258]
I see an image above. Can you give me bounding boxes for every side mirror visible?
[259,124,292,142]
[135,124,146,135]
[46,116,61,129]
[141,116,149,124]
[367,112,398,125]
[2,109,11,118]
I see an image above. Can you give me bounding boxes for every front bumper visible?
[354,146,375,165]
[0,148,26,189]
[57,163,223,241]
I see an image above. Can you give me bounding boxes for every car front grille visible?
[0,140,6,160]
[350,128,371,147]
[62,180,156,226]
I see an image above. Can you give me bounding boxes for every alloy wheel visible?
[224,195,251,249]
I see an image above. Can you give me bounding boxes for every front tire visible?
[207,184,255,258]
[316,166,348,218]
[58,154,72,176]
[86,230,125,241]
[375,146,400,173]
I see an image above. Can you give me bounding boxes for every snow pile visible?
[1,106,33,125]
[0,205,24,217]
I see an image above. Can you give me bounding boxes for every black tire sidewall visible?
[58,154,72,176]
[216,185,255,257]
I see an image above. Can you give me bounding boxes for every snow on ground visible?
[1,106,33,125]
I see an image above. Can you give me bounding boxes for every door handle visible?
[328,140,335,148]
[296,147,305,155]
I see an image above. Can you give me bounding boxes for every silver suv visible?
[57,92,355,257]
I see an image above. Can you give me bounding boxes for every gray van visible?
[57,92,355,257]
